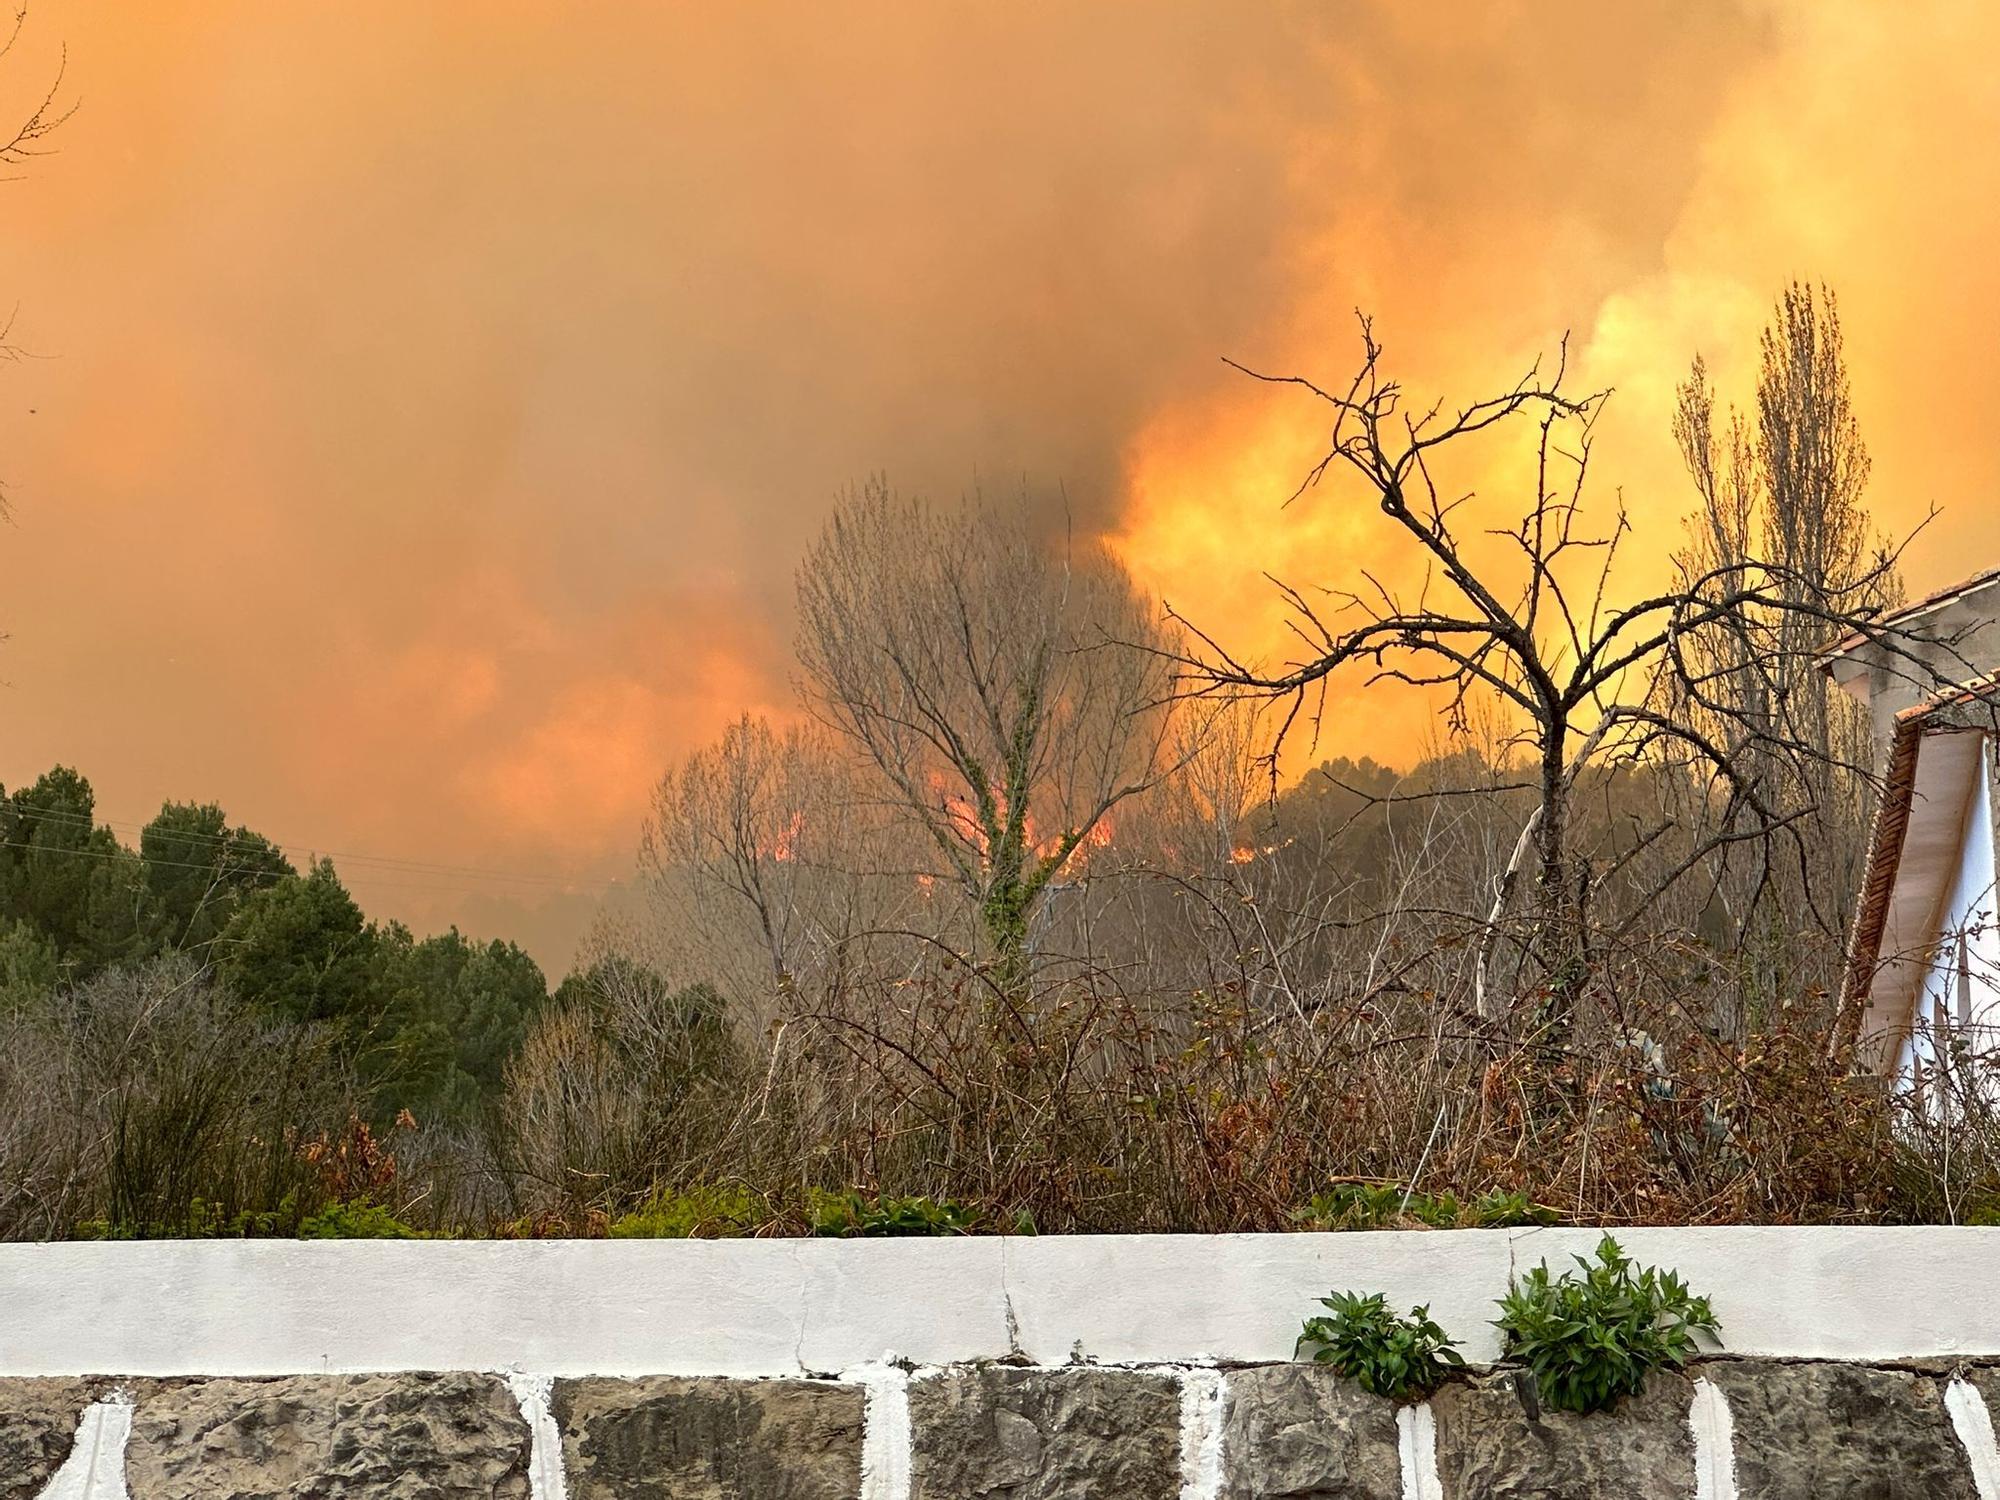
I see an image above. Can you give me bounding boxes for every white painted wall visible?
[7,1227,2000,1377]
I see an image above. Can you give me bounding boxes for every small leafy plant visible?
[1494,1235,1721,1414]
[1298,1184,1461,1229]
[1466,1189,1562,1229]
[807,1189,979,1236]
[1297,1290,1465,1400]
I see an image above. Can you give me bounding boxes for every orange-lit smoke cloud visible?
[0,2,1991,968]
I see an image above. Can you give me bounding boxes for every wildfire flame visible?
[769,809,804,862]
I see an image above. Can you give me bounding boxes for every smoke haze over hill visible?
[0,1,1994,969]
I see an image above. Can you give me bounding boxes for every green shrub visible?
[608,1184,763,1239]
[1465,1189,1561,1228]
[298,1198,424,1240]
[1494,1235,1720,1413]
[1296,1183,1560,1231]
[75,1195,289,1240]
[1297,1291,1465,1400]
[76,1193,425,1240]
[807,1189,978,1237]
[1298,1183,1460,1229]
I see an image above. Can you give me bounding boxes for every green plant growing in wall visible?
[1494,1235,1720,1414]
[1296,1291,1465,1400]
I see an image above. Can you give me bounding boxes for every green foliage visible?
[1465,1190,1563,1228]
[367,924,549,1125]
[0,916,59,1010]
[218,858,379,1031]
[77,1194,422,1241]
[1300,1184,1460,1229]
[1494,1235,1721,1414]
[298,1198,424,1240]
[807,1189,979,1237]
[1297,1291,1465,1400]
[1297,1183,1560,1230]
[0,768,150,974]
[140,800,293,952]
[609,1184,763,1238]
[75,1196,285,1241]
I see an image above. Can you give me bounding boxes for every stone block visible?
[553,1376,864,1500]
[1705,1360,1974,1499]
[125,1372,531,1499]
[1429,1370,1695,1498]
[1217,1363,1402,1500]
[0,1379,93,1500]
[908,1365,1181,1500]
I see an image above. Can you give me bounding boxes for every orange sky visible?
[2,2,1996,972]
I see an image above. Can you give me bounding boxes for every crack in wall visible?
[1000,1239,1023,1359]
[791,1239,813,1375]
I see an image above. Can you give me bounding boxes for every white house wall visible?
[1902,737,2000,1084]
[1864,727,1988,1055]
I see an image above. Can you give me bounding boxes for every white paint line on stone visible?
[855,1360,912,1500]
[505,1372,568,1500]
[1947,1378,2000,1500]
[1689,1377,1737,1500]
[36,1395,132,1500]
[1177,1366,1226,1500]
[1397,1402,1443,1500]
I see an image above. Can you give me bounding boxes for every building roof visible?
[1824,568,2000,661]
[1841,674,2000,1063]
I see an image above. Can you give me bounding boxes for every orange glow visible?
[2,2,1996,976]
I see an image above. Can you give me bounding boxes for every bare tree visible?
[1671,284,1899,1024]
[0,4,70,529]
[636,713,920,1010]
[796,480,1178,983]
[1177,317,1920,1022]
[0,6,70,182]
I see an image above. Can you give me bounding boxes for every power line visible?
[0,823,621,898]
[0,833,621,897]
[0,799,622,893]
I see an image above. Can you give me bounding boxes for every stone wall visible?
[13,1358,2000,1498]
[10,1230,2000,1496]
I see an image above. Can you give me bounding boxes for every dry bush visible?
[0,1000,95,1238]
[0,957,358,1237]
[494,961,746,1228]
